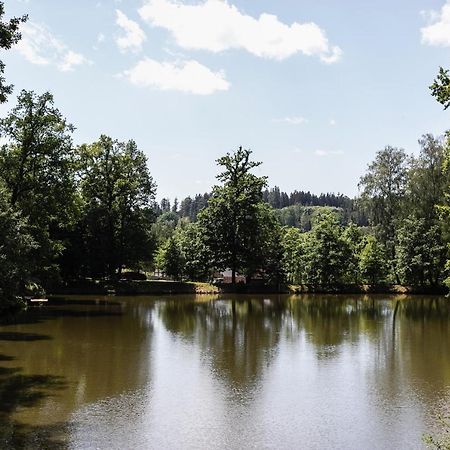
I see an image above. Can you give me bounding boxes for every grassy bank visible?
[50,279,220,295]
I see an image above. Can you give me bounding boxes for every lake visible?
[0,294,449,449]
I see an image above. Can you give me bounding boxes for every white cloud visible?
[329,118,336,126]
[320,46,342,64]
[15,22,90,71]
[315,149,344,157]
[58,50,88,72]
[139,0,342,63]
[121,58,230,95]
[115,9,146,53]
[421,2,450,46]
[274,116,308,125]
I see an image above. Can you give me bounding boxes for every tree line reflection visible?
[157,295,450,395]
[0,294,448,446]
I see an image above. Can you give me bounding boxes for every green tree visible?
[251,203,284,286]
[160,198,171,213]
[303,211,351,287]
[358,146,408,282]
[156,236,184,281]
[0,90,78,284]
[430,67,450,291]
[359,235,386,285]
[178,222,212,281]
[396,216,446,286]
[437,142,450,290]
[408,134,446,222]
[0,3,27,103]
[281,226,307,284]
[151,211,179,247]
[199,147,268,284]
[80,135,156,277]
[0,184,36,308]
[430,66,450,110]
[275,205,345,231]
[342,222,365,284]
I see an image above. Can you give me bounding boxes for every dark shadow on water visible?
[1,421,70,449]
[0,306,124,327]
[0,374,66,415]
[48,297,122,307]
[0,354,70,449]
[0,299,125,447]
[0,332,52,342]
[42,309,123,318]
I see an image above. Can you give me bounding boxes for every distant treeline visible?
[157,188,367,228]
[263,188,353,210]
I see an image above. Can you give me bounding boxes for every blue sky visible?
[2,0,450,200]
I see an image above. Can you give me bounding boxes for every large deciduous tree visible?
[408,134,446,222]
[402,134,448,286]
[0,90,78,284]
[198,147,272,284]
[0,183,36,308]
[395,216,446,286]
[358,146,408,282]
[437,141,450,290]
[430,67,450,291]
[79,135,156,277]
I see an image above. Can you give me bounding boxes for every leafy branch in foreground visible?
[0,2,27,103]
[431,67,450,110]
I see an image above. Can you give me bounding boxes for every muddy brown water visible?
[0,294,449,449]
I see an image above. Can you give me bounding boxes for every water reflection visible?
[159,296,284,388]
[159,294,450,364]
[155,294,450,449]
[0,294,448,449]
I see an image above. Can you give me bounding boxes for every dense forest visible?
[0,3,449,310]
[162,188,363,226]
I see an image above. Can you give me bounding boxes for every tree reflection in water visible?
[158,294,450,401]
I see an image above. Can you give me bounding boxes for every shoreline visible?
[47,280,449,297]
[1,282,447,317]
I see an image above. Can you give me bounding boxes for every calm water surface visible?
[0,294,449,449]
